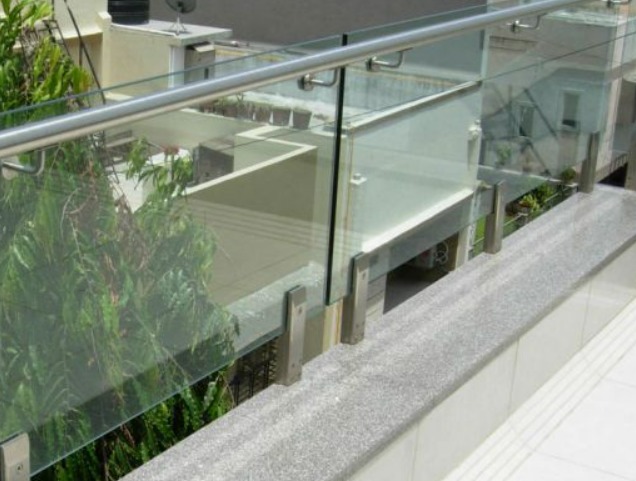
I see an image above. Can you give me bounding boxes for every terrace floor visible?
[443,296,636,481]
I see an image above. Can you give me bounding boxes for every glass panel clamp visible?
[484,182,506,255]
[0,434,29,481]
[508,14,545,33]
[341,253,370,345]
[276,286,307,386]
[580,132,600,194]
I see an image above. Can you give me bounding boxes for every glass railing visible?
[0,0,633,474]
[481,0,624,201]
[329,22,484,299]
[0,0,555,130]
[0,35,345,131]
[328,0,632,297]
[609,3,636,172]
[0,62,339,473]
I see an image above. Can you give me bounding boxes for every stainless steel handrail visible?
[0,0,589,158]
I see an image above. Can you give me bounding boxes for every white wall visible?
[348,241,636,481]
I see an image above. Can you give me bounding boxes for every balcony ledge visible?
[122,185,636,481]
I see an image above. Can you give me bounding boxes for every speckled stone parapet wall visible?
[122,185,636,481]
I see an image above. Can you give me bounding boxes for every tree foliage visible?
[0,1,237,478]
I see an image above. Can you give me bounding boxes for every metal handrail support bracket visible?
[625,141,636,191]
[580,132,600,194]
[341,253,370,345]
[276,286,307,386]
[484,182,506,255]
[508,14,545,32]
[366,50,408,72]
[0,0,593,159]
[298,69,340,91]
[0,434,29,481]
[1,150,45,177]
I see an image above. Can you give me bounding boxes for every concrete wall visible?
[45,0,108,86]
[53,0,106,37]
[126,110,334,307]
[187,144,321,306]
[149,0,485,45]
[102,25,172,89]
[128,109,247,149]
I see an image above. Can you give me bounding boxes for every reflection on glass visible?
[0,58,338,470]
[480,0,623,201]
[0,140,237,469]
[329,25,484,299]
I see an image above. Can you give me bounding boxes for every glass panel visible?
[481,0,621,202]
[609,4,636,178]
[367,192,484,282]
[0,35,342,131]
[111,35,343,97]
[329,23,485,298]
[0,42,339,472]
[329,0,630,298]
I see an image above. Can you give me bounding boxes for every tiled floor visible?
[443,297,636,481]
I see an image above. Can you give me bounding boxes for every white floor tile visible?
[538,379,636,480]
[507,453,629,481]
[439,297,636,481]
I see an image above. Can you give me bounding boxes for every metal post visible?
[0,434,29,481]
[625,141,636,191]
[447,227,471,270]
[341,253,370,345]
[580,132,600,194]
[276,286,307,386]
[484,182,506,254]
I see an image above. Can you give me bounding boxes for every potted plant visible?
[271,105,291,126]
[253,102,272,123]
[236,94,252,120]
[200,101,215,113]
[535,183,556,209]
[223,97,239,118]
[292,108,312,129]
[516,193,541,215]
[495,144,512,168]
[212,98,227,115]
[560,167,577,184]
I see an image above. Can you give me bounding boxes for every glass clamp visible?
[0,434,29,481]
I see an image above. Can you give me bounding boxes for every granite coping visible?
[122,185,636,481]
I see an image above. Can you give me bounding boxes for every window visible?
[518,103,535,137]
[561,91,581,130]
